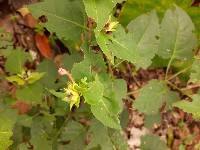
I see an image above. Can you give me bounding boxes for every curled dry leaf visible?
[35,33,54,59]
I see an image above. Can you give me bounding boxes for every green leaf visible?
[27,72,46,84]
[59,120,86,150]
[119,0,190,25]
[49,89,66,99]
[71,59,93,82]
[0,107,17,150]
[95,31,114,63]
[189,59,200,83]
[83,76,104,105]
[144,114,161,128]
[37,59,57,89]
[28,0,86,42]
[61,53,83,71]
[30,116,54,150]
[134,80,178,115]
[16,82,43,103]
[86,120,114,150]
[90,96,121,129]
[126,10,159,68]
[108,129,128,150]
[5,49,31,74]
[103,10,159,68]
[158,6,197,61]
[140,134,168,150]
[83,0,123,31]
[173,94,200,120]
[6,75,25,85]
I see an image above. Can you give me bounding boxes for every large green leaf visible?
[134,80,178,115]
[100,10,159,68]
[83,76,104,105]
[85,120,114,150]
[58,120,86,150]
[37,59,57,89]
[89,76,126,129]
[5,49,31,74]
[140,134,168,150]
[91,97,121,129]
[173,94,200,120]
[30,116,54,150]
[83,0,123,31]
[0,107,17,150]
[134,80,178,128]
[126,10,159,68]
[189,59,200,83]
[16,82,43,103]
[28,0,86,42]
[158,6,197,61]
[119,0,200,34]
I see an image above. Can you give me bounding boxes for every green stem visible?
[165,80,192,99]
[167,65,192,81]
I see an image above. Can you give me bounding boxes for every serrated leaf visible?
[108,129,128,150]
[140,134,168,150]
[126,10,159,68]
[59,120,86,150]
[16,82,43,103]
[119,0,191,25]
[62,53,83,71]
[28,0,86,42]
[91,97,121,129]
[189,59,200,83]
[85,120,114,150]
[134,80,178,115]
[27,72,46,84]
[144,113,161,128]
[0,107,17,150]
[83,76,104,105]
[158,6,197,61]
[95,31,114,63]
[37,59,57,88]
[30,116,54,150]
[83,0,123,31]
[173,94,200,120]
[103,11,159,68]
[71,51,105,82]
[6,75,25,85]
[5,49,31,74]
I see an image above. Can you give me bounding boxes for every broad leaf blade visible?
[134,80,178,115]
[158,6,197,61]
[83,0,123,31]
[141,134,168,150]
[173,94,200,120]
[5,49,31,74]
[29,0,86,42]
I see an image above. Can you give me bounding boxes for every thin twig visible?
[166,80,192,99]
[167,65,192,81]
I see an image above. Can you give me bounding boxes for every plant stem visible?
[167,65,192,81]
[166,80,192,99]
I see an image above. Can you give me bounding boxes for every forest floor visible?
[1,1,200,150]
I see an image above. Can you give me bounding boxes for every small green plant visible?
[0,0,199,149]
